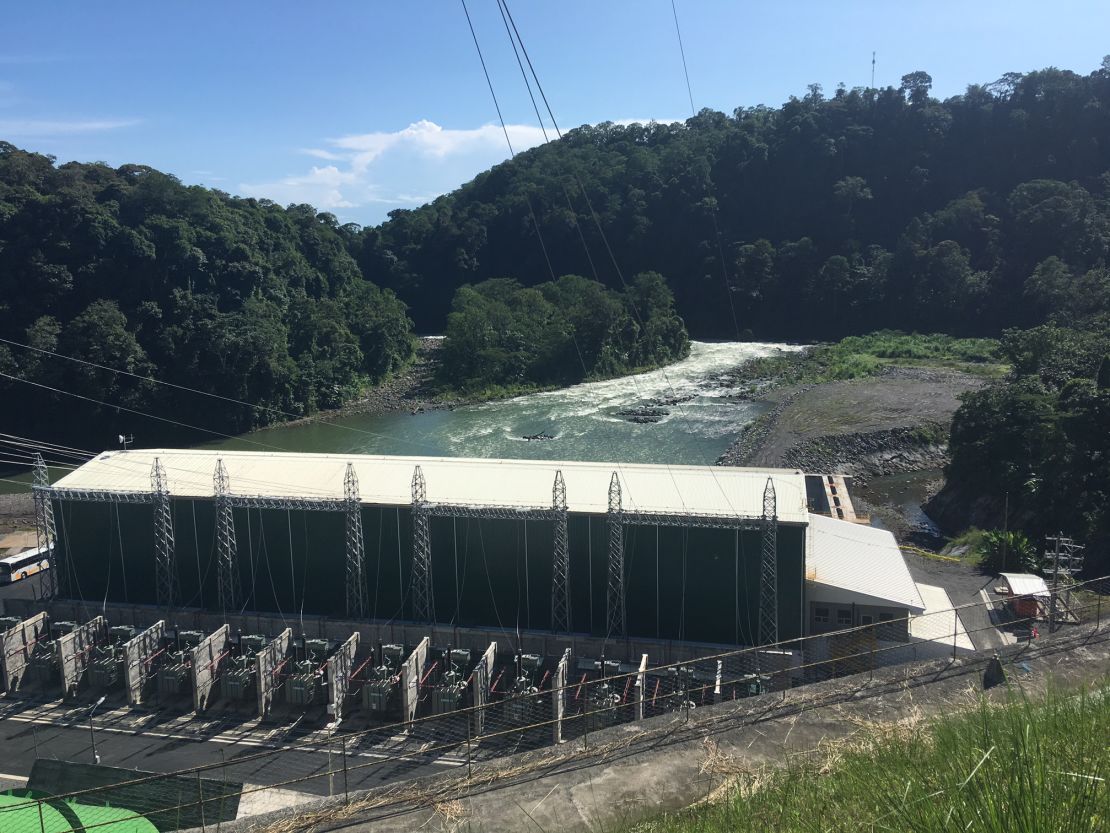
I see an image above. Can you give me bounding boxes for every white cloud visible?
[0,117,140,137]
[240,117,681,224]
[240,119,550,223]
[328,119,548,172]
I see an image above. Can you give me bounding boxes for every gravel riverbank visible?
[717,366,982,474]
[717,364,986,538]
[279,337,469,428]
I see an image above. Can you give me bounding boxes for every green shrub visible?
[979,530,1041,573]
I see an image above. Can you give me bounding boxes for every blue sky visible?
[2,1,1107,226]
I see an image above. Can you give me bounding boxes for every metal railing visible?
[1,574,1107,833]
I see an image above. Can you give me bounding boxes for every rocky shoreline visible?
[780,423,950,483]
[278,337,468,428]
[714,364,986,540]
[715,385,814,467]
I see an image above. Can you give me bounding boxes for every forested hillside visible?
[0,144,415,445]
[363,62,1110,340]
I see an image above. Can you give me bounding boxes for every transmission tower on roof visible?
[151,457,178,613]
[759,477,779,647]
[410,465,433,624]
[551,470,570,634]
[214,458,242,616]
[32,453,60,602]
[344,462,368,620]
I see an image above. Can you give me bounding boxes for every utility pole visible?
[1001,492,1009,572]
[1045,533,1085,633]
[871,51,876,88]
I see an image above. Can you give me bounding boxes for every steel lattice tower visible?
[758,476,778,647]
[344,462,368,620]
[151,457,178,612]
[550,470,570,633]
[410,465,434,624]
[32,453,60,601]
[606,471,626,639]
[213,459,242,616]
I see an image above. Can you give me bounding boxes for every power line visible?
[0,440,92,465]
[490,0,602,284]
[0,335,433,452]
[492,0,742,526]
[459,0,556,282]
[0,370,286,451]
[670,0,696,115]
[0,432,95,459]
[668,0,741,339]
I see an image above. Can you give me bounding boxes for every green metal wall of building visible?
[54,498,804,645]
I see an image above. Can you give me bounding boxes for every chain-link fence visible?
[2,574,1108,833]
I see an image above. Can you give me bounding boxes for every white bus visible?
[0,545,51,585]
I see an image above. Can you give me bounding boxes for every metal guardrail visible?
[1,575,1107,833]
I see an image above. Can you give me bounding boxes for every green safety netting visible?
[0,790,161,833]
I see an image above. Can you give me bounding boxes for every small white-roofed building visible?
[805,513,926,640]
[998,572,1050,620]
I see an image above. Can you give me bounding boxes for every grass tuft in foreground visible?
[624,684,1109,833]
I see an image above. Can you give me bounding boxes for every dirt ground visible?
[279,337,464,428]
[0,493,33,533]
[746,366,984,467]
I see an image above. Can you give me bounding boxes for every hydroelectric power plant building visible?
[37,449,924,651]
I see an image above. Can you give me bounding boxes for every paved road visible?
[0,693,462,798]
[0,570,46,608]
[2,575,472,802]
[904,552,1012,651]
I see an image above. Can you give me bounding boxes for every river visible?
[201,341,801,465]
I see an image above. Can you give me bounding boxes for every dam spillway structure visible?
[32,449,816,652]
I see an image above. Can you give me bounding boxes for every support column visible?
[58,616,107,697]
[344,464,368,620]
[471,641,496,738]
[606,471,626,639]
[552,648,570,744]
[410,466,433,625]
[191,624,229,714]
[256,628,292,718]
[400,636,430,729]
[551,471,570,634]
[32,454,60,602]
[151,458,178,613]
[214,460,242,617]
[0,613,49,694]
[123,620,165,707]
[635,653,648,720]
[326,632,359,721]
[759,477,779,647]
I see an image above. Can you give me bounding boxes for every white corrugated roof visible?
[806,514,926,612]
[52,449,808,522]
[999,573,1049,598]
